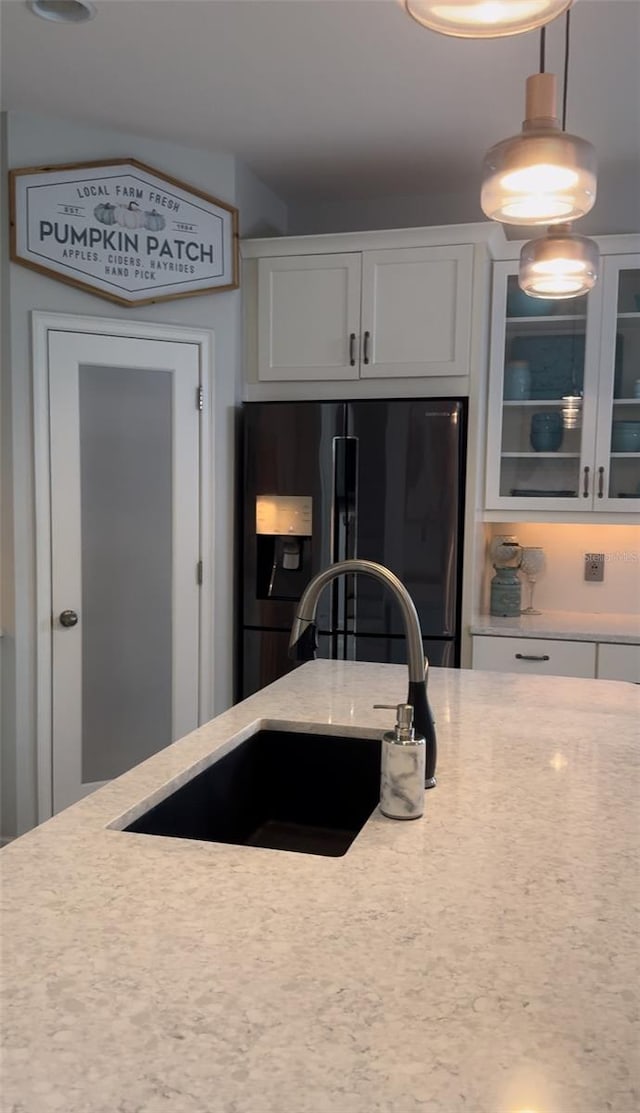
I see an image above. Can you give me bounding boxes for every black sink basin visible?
[125,729,382,857]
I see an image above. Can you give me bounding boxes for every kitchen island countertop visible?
[1,661,638,1113]
[470,609,640,643]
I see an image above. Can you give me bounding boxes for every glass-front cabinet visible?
[595,258,640,507]
[486,253,640,514]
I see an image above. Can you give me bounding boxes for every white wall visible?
[288,160,640,239]
[0,111,287,838]
[236,161,288,239]
[484,523,640,615]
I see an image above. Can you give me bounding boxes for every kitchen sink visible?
[125,729,382,857]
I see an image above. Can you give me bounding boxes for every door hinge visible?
[196,385,204,412]
[196,560,203,585]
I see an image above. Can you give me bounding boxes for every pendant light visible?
[517,13,599,300]
[399,0,573,38]
[519,223,599,298]
[480,17,597,225]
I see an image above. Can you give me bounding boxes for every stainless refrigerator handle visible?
[344,436,359,660]
[331,436,348,659]
[345,436,358,561]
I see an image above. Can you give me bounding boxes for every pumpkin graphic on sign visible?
[93,202,117,225]
[116,201,145,229]
[143,208,166,232]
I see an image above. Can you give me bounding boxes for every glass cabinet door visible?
[594,258,640,508]
[486,265,599,509]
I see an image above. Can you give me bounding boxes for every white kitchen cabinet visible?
[485,253,640,516]
[472,635,596,678]
[256,244,473,383]
[597,643,640,683]
[257,254,361,382]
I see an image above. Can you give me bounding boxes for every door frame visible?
[32,311,215,822]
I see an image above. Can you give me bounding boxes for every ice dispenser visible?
[255,496,313,601]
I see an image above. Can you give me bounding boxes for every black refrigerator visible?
[239,399,466,699]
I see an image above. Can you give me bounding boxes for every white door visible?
[257,253,361,381]
[360,245,473,378]
[46,329,202,813]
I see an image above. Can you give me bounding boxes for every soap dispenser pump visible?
[374,703,425,820]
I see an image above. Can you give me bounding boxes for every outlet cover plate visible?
[584,553,605,582]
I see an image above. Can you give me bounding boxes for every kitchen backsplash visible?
[484,523,640,615]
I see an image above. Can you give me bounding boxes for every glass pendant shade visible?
[481,73,597,225]
[519,225,599,299]
[400,0,572,38]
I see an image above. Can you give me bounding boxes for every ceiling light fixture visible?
[480,15,596,225]
[399,0,573,38]
[519,223,599,298]
[27,0,96,23]
[516,11,599,300]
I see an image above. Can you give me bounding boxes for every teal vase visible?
[490,567,522,617]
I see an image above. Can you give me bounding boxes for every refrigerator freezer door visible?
[242,629,334,699]
[243,402,346,633]
[349,634,457,669]
[347,400,465,639]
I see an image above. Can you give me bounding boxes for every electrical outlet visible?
[584,553,605,582]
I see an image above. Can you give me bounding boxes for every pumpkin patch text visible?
[13,160,237,303]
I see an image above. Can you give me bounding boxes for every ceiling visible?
[1,0,639,210]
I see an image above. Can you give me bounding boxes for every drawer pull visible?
[515,653,550,662]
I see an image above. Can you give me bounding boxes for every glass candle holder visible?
[520,546,545,614]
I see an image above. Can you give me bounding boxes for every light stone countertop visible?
[2,661,639,1113]
[470,609,640,643]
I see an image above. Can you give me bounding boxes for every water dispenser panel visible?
[256,495,312,537]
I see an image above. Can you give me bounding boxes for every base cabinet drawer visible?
[597,643,640,683]
[472,636,596,678]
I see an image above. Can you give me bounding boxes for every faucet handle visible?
[373,703,396,710]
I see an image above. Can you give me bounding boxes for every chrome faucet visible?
[288,559,437,787]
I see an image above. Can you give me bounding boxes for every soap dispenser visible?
[375,703,425,820]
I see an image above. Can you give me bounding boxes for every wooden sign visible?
[9,158,239,306]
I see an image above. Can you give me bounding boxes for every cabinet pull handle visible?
[515,653,550,662]
[597,466,605,498]
[349,333,356,367]
[582,465,590,498]
[363,330,370,365]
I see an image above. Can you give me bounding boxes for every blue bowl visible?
[530,412,563,452]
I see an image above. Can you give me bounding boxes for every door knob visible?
[59,609,78,628]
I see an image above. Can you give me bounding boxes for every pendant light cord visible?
[562,8,571,130]
[539,25,546,73]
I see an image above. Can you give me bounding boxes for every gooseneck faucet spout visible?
[288,559,437,787]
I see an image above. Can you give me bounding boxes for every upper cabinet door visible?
[360,245,473,378]
[485,262,601,512]
[592,255,640,510]
[257,254,361,382]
